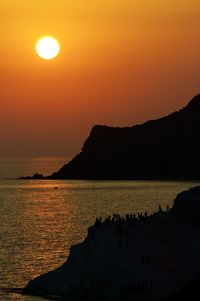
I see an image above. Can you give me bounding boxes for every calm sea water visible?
[0,157,199,301]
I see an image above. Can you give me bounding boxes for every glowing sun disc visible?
[36,37,60,60]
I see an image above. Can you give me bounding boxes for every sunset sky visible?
[1,0,200,157]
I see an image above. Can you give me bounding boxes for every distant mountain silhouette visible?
[22,94,200,180]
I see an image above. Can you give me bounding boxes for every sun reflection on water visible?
[0,178,199,301]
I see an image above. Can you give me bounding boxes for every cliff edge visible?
[21,94,200,180]
[23,186,200,301]
[51,94,200,180]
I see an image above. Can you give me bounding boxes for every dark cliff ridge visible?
[22,94,200,180]
[23,186,200,300]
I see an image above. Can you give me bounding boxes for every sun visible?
[35,36,60,60]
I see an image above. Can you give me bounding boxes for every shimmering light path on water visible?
[0,158,199,301]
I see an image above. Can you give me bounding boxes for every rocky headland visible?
[21,94,200,180]
[23,186,200,300]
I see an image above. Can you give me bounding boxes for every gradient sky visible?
[1,0,200,157]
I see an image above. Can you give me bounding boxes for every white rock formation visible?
[23,187,200,300]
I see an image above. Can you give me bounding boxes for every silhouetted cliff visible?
[46,94,200,180]
[23,186,200,300]
[21,94,200,180]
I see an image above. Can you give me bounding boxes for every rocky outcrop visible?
[50,94,200,179]
[21,94,200,180]
[23,187,200,301]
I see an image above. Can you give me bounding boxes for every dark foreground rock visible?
[23,186,200,301]
[21,94,200,180]
[162,280,200,301]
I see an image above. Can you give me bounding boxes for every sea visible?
[0,157,199,301]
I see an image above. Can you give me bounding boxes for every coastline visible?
[23,186,200,301]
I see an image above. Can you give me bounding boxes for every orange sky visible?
[0,0,200,156]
